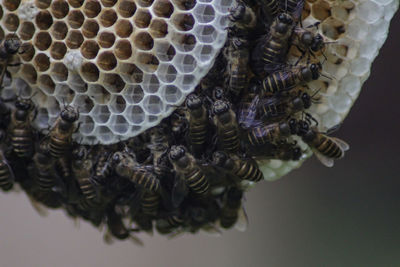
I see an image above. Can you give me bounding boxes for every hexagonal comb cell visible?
[1,0,241,144]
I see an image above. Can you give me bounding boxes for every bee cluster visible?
[0,0,350,243]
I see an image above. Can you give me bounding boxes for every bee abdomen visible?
[186,169,209,196]
[220,208,238,229]
[166,215,184,228]
[141,191,159,216]
[264,0,279,16]
[235,161,263,182]
[132,170,160,193]
[49,137,70,158]
[317,138,343,159]
[248,126,273,146]
[189,123,207,145]
[35,172,55,191]
[0,163,13,191]
[263,71,295,94]
[77,177,97,200]
[11,129,33,157]
[220,128,240,153]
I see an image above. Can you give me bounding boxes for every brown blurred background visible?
[0,12,399,267]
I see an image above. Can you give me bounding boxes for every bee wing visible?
[201,223,222,237]
[312,149,334,167]
[129,233,144,246]
[326,124,341,135]
[291,1,305,22]
[331,137,350,152]
[171,175,188,209]
[235,206,249,232]
[27,194,48,217]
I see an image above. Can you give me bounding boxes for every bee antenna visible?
[311,88,321,98]
[319,71,334,81]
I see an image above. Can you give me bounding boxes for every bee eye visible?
[278,14,285,21]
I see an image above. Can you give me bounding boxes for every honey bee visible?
[71,145,98,208]
[297,120,349,167]
[226,37,250,98]
[93,148,114,185]
[251,13,294,76]
[0,36,21,86]
[212,100,240,154]
[169,145,209,206]
[156,213,185,234]
[247,118,298,146]
[105,207,144,245]
[261,63,320,94]
[291,24,328,63]
[8,97,37,158]
[0,130,14,191]
[219,187,248,231]
[115,152,160,193]
[33,151,56,192]
[114,152,161,217]
[186,94,209,157]
[257,90,313,122]
[49,105,79,158]
[213,151,264,182]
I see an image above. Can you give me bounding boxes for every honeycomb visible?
[0,0,232,144]
[0,0,398,181]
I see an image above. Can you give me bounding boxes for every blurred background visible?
[0,11,399,267]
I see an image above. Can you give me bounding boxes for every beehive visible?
[0,0,398,181]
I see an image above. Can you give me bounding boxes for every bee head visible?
[301,31,313,46]
[212,151,228,167]
[311,34,324,52]
[4,37,21,55]
[61,106,79,122]
[292,96,304,111]
[169,145,186,161]
[212,100,229,115]
[72,146,87,160]
[186,94,202,109]
[310,63,320,80]
[292,147,302,160]
[288,118,298,134]
[213,87,225,100]
[297,120,310,137]
[15,98,32,111]
[112,152,124,164]
[302,93,312,109]
[275,13,293,33]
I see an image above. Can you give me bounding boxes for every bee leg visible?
[74,122,81,133]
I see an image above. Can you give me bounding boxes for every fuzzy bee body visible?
[0,150,14,191]
[213,151,264,182]
[141,191,159,216]
[33,152,56,192]
[49,106,79,158]
[169,146,210,200]
[297,121,349,167]
[261,64,319,94]
[226,37,250,98]
[247,119,297,146]
[212,100,240,154]
[219,187,247,230]
[0,36,21,86]
[252,13,294,76]
[9,98,36,158]
[71,146,98,207]
[186,95,208,157]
